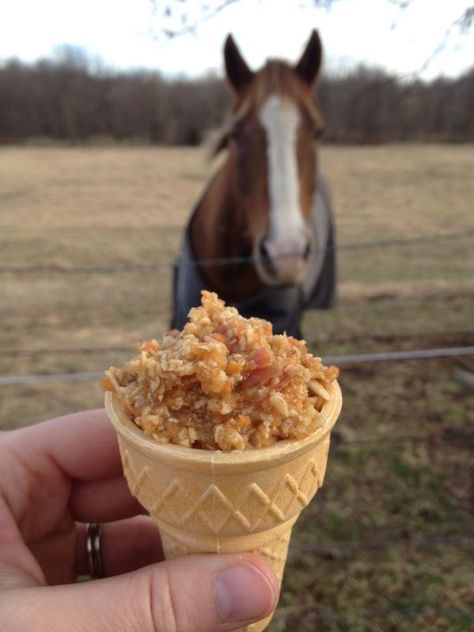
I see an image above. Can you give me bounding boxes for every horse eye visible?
[230,123,243,142]
[314,127,324,140]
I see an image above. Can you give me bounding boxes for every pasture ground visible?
[0,144,473,630]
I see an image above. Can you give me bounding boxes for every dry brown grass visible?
[0,143,473,429]
[321,144,474,240]
[1,144,473,631]
[1,144,473,257]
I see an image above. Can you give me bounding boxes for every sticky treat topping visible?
[102,291,339,451]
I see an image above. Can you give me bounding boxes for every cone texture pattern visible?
[105,381,341,632]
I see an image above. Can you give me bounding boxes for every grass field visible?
[0,144,473,630]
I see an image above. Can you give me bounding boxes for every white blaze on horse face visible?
[259,95,308,280]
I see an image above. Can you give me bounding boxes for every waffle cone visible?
[105,381,341,632]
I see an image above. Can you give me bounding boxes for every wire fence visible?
[1,330,473,358]
[2,228,472,384]
[1,227,473,274]
[1,346,473,387]
[2,224,473,623]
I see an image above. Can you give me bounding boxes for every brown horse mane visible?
[213,60,324,156]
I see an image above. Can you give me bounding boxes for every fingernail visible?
[213,563,276,623]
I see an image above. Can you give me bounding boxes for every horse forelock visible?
[213,60,323,156]
[253,62,318,116]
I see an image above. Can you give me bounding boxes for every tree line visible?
[0,53,472,145]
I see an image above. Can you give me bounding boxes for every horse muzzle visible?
[254,232,314,286]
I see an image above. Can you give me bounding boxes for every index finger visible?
[9,409,122,483]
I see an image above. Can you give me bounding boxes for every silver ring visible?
[86,522,104,579]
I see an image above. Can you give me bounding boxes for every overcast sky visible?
[0,0,472,79]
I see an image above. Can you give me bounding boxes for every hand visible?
[0,410,279,631]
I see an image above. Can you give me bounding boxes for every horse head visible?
[218,30,324,287]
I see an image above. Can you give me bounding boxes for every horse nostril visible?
[258,240,277,276]
[303,242,312,261]
[259,239,269,260]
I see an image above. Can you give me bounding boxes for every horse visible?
[172,30,336,338]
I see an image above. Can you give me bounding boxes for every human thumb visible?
[1,553,279,632]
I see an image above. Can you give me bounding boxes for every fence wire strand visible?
[1,328,473,358]
[1,228,473,274]
[1,344,471,452]
[1,346,473,386]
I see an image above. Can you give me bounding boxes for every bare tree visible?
[147,0,473,80]
[1,55,473,144]
[148,0,339,39]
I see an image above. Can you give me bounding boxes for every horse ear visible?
[294,29,322,87]
[224,34,254,94]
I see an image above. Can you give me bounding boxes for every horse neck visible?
[190,156,263,300]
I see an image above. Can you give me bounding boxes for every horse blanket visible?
[171,172,336,338]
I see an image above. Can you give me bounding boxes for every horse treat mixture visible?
[102,291,339,451]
